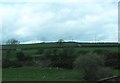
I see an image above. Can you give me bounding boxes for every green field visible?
[2,42,119,59]
[2,42,119,82]
[2,67,120,81]
[3,67,85,81]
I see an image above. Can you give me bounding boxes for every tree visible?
[16,51,33,67]
[6,38,20,51]
[57,39,64,47]
[50,48,76,68]
[3,38,20,67]
[6,38,20,45]
[16,51,25,61]
[58,39,64,43]
[6,38,20,55]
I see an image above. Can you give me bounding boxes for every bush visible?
[77,50,90,55]
[73,53,105,81]
[39,48,77,68]
[2,59,12,68]
[42,49,53,59]
[50,48,76,68]
[105,52,120,69]
[96,67,113,80]
[93,49,110,55]
[36,48,44,54]
[16,51,25,61]
[12,60,23,68]
[16,51,34,66]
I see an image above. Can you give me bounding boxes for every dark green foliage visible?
[74,53,105,81]
[93,49,120,69]
[77,50,90,55]
[36,48,44,54]
[96,67,113,80]
[105,52,120,69]
[50,48,76,68]
[2,58,12,68]
[12,60,23,68]
[93,49,110,55]
[24,56,33,61]
[16,51,33,61]
[39,48,77,68]
[2,51,12,68]
[16,51,34,66]
[42,49,53,60]
[2,57,23,68]
[16,51,25,61]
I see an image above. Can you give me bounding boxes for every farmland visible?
[2,42,119,58]
[2,42,120,82]
[2,67,84,81]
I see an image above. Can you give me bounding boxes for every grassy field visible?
[2,42,118,60]
[2,42,119,82]
[2,67,85,81]
[2,67,120,81]
[2,42,119,60]
[2,47,118,61]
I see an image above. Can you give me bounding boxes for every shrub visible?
[73,53,105,81]
[50,48,76,68]
[2,58,12,68]
[16,51,34,66]
[16,51,25,61]
[96,67,113,80]
[43,49,52,59]
[93,49,110,55]
[36,48,44,54]
[12,60,23,68]
[105,52,120,69]
[77,50,90,55]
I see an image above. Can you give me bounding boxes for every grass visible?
[16,46,118,60]
[2,42,118,59]
[2,42,119,82]
[3,67,119,82]
[2,67,86,81]
[113,69,120,76]
[2,46,118,60]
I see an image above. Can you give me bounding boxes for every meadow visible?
[2,42,119,59]
[2,67,84,81]
[2,42,119,82]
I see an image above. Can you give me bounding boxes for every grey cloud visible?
[1,2,118,43]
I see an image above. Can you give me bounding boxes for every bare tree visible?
[5,38,20,57]
[2,39,20,68]
[6,38,20,45]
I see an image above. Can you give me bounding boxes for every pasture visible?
[2,67,84,81]
[2,42,119,82]
[2,42,119,59]
[2,67,119,81]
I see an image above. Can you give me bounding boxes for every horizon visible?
[1,40,119,45]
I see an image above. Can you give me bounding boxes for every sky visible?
[0,0,119,44]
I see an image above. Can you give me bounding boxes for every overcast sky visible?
[0,0,119,44]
